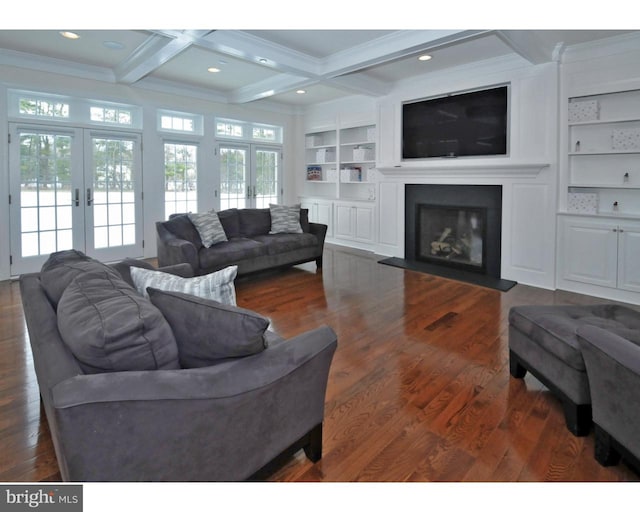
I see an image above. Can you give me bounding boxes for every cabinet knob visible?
[619,229,624,233]
[613,228,618,232]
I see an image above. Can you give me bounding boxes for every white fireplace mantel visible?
[376,161,550,181]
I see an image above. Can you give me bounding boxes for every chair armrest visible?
[50,325,337,481]
[309,222,328,247]
[155,221,199,272]
[577,325,640,375]
[157,262,194,278]
[52,325,337,407]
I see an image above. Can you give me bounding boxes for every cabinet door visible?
[562,218,618,288]
[354,205,374,243]
[317,201,333,237]
[618,223,640,292]
[334,203,354,239]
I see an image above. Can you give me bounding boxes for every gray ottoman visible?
[508,304,640,436]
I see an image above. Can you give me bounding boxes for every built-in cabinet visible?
[303,121,377,248]
[559,215,640,293]
[566,89,640,218]
[304,123,377,202]
[558,86,640,303]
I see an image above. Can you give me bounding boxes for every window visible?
[19,97,69,119]
[9,90,142,129]
[164,142,198,218]
[90,105,133,126]
[216,120,244,138]
[216,118,282,143]
[158,110,203,135]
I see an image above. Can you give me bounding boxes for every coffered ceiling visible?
[0,29,636,109]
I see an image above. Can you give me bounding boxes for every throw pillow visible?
[147,288,269,368]
[40,249,123,307]
[269,203,303,234]
[188,209,228,248]
[56,271,180,374]
[130,265,237,305]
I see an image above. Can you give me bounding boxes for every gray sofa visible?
[20,250,337,481]
[156,207,327,276]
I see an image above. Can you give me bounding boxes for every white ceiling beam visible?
[195,31,322,77]
[325,74,392,97]
[115,30,213,84]
[319,30,490,77]
[495,30,552,65]
[228,74,317,104]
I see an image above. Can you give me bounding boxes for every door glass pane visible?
[164,142,198,219]
[255,149,279,208]
[92,137,135,248]
[18,132,73,257]
[220,147,247,210]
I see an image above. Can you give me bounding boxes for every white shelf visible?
[559,210,640,221]
[569,183,640,189]
[569,118,640,127]
[570,150,640,156]
[341,160,376,165]
[341,140,375,147]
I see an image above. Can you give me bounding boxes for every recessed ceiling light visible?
[103,40,124,50]
[418,54,432,61]
[296,90,307,94]
[258,58,268,64]
[60,31,80,40]
[207,67,221,73]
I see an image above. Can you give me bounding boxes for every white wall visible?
[0,64,298,280]
[299,55,561,289]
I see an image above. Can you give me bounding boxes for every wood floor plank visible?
[1,246,639,482]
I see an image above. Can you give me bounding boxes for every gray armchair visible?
[577,325,640,471]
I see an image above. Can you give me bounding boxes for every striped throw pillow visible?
[188,209,228,248]
[269,203,303,234]
[130,265,237,305]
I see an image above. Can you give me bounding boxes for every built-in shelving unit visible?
[302,122,378,248]
[566,89,640,218]
[559,87,640,302]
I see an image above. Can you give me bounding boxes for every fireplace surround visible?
[405,184,503,279]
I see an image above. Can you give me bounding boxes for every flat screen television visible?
[402,85,508,159]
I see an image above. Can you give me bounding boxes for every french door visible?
[9,123,143,275]
[219,143,281,210]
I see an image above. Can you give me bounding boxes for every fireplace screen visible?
[416,204,487,272]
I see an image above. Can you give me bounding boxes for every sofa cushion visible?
[56,270,180,374]
[40,249,123,307]
[217,208,240,238]
[269,203,303,234]
[147,288,269,368]
[188,209,228,248]
[252,233,318,255]
[130,265,237,305]
[198,238,268,271]
[238,208,271,237]
[164,214,203,249]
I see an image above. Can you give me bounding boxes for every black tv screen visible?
[402,85,508,159]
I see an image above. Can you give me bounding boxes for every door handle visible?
[247,186,251,199]
[86,188,93,206]
[253,186,257,198]
[74,188,80,207]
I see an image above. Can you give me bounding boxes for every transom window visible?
[215,118,282,143]
[90,105,133,126]
[19,97,69,119]
[158,110,203,135]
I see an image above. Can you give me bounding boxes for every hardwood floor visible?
[1,244,638,482]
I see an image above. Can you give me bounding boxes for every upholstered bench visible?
[508,304,640,437]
